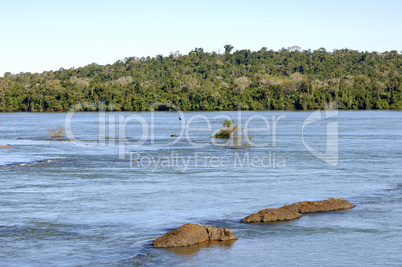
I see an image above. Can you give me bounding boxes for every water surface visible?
[0,111,401,266]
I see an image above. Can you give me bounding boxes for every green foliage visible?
[223,119,234,128]
[214,119,255,149]
[215,120,237,138]
[1,47,401,112]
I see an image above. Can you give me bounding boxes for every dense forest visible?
[1,46,401,112]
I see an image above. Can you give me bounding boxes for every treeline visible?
[0,46,401,112]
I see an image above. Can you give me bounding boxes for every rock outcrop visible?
[242,207,303,223]
[152,198,354,248]
[152,223,238,248]
[204,225,238,242]
[242,198,355,223]
[284,198,355,213]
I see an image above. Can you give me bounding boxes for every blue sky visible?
[1,0,401,76]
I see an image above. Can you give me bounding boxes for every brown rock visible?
[204,225,238,241]
[284,198,355,213]
[242,198,355,223]
[152,223,208,248]
[242,207,302,223]
[152,223,238,248]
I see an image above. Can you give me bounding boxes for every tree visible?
[0,45,401,112]
[224,44,234,55]
[233,77,250,95]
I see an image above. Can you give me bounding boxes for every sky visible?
[0,0,401,76]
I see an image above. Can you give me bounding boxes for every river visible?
[0,110,401,266]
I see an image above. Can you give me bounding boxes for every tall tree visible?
[224,44,234,55]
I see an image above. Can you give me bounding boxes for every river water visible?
[0,110,401,266]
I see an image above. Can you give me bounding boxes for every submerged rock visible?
[152,223,238,248]
[242,198,355,223]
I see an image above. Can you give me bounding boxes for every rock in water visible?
[152,223,208,248]
[204,225,238,241]
[242,198,355,223]
[242,207,303,223]
[284,198,355,213]
[152,223,238,248]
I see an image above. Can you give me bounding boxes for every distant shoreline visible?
[0,108,401,113]
[1,48,400,112]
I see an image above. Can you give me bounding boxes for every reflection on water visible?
[165,240,236,255]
